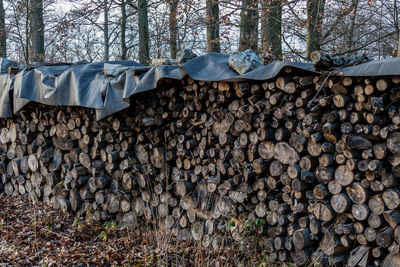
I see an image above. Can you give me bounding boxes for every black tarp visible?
[2,53,400,120]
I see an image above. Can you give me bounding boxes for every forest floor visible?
[0,194,276,266]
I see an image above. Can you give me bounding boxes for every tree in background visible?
[30,0,44,62]
[169,0,178,58]
[103,0,110,61]
[2,0,400,63]
[138,0,149,64]
[0,0,6,58]
[306,0,326,60]
[260,0,282,58]
[206,0,220,53]
[119,0,128,60]
[239,0,259,52]
[387,0,400,57]
[396,0,400,57]
[347,0,359,52]
[61,0,115,62]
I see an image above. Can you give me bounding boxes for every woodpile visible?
[310,51,370,71]
[1,68,400,266]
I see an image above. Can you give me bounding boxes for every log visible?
[335,165,354,187]
[376,227,393,248]
[331,193,351,213]
[274,142,300,165]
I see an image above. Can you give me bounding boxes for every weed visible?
[98,230,107,242]
[104,220,118,232]
[73,217,84,228]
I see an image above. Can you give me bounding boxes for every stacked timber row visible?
[2,69,400,266]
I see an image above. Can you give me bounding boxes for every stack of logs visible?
[2,68,400,266]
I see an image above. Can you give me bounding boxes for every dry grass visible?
[0,194,284,266]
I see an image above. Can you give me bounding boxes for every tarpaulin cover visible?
[182,52,316,81]
[13,61,142,120]
[2,53,400,120]
[332,57,400,77]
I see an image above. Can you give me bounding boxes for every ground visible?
[0,194,272,266]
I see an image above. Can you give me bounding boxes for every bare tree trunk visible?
[104,0,109,61]
[25,0,30,65]
[30,0,44,62]
[347,0,359,52]
[395,0,400,58]
[206,0,220,53]
[397,31,400,58]
[120,0,127,60]
[306,0,326,60]
[0,0,6,58]
[138,0,150,65]
[260,0,282,58]
[239,0,259,52]
[169,0,178,58]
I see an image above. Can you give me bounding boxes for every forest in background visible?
[0,0,399,65]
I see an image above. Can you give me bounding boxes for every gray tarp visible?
[123,65,186,98]
[13,61,142,120]
[11,61,185,120]
[2,53,400,120]
[182,52,316,81]
[332,57,400,77]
